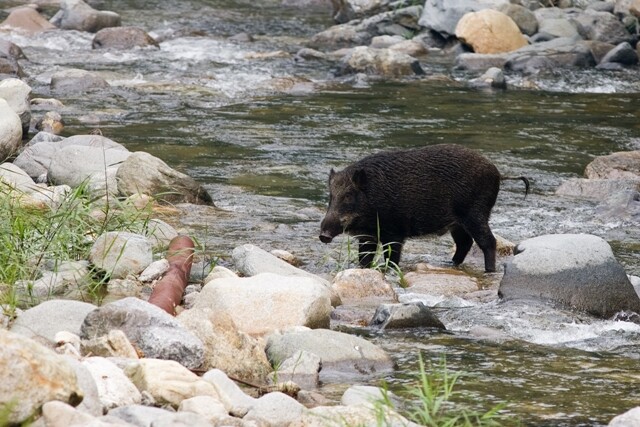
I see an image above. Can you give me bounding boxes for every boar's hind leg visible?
[451,225,473,266]
[461,218,497,273]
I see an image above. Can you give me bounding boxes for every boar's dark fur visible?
[319,144,529,272]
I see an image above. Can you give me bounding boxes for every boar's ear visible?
[329,168,335,181]
[352,168,367,190]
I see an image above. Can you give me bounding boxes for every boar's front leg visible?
[358,237,377,268]
[461,218,497,273]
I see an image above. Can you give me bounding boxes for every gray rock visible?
[574,9,633,44]
[497,3,538,36]
[499,234,640,318]
[369,302,446,330]
[341,385,397,407]
[143,219,178,250]
[537,18,580,39]
[82,357,142,411]
[0,77,31,135]
[52,0,121,32]
[108,405,173,427]
[48,144,131,195]
[0,56,25,78]
[0,329,83,424]
[269,350,321,389]
[10,299,97,342]
[595,190,640,222]
[469,66,506,89]
[150,412,212,427]
[0,162,41,193]
[201,369,257,417]
[0,39,27,61]
[333,0,392,24]
[89,231,153,279]
[63,356,103,416]
[599,41,638,65]
[50,68,110,94]
[13,262,92,304]
[505,37,596,73]
[93,27,159,50]
[81,297,205,370]
[265,328,394,378]
[116,151,214,205]
[244,392,305,426]
[455,52,508,71]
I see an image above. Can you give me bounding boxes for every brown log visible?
[147,235,195,315]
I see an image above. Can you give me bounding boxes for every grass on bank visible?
[0,182,158,311]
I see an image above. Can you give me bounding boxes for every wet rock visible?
[336,46,424,76]
[92,26,159,50]
[201,369,257,417]
[269,350,321,388]
[48,144,131,196]
[265,328,394,377]
[35,111,65,134]
[469,66,506,89]
[504,37,596,73]
[89,231,153,279]
[50,68,110,94]
[499,234,640,318]
[51,0,121,32]
[0,39,27,61]
[331,268,396,300]
[369,301,445,329]
[0,78,31,135]
[556,178,640,199]
[609,407,640,426]
[81,297,205,370]
[404,269,479,297]
[455,9,528,54]
[0,6,57,34]
[228,32,255,42]
[455,52,508,71]
[497,3,538,36]
[10,299,97,343]
[244,392,306,426]
[187,272,332,335]
[574,9,634,44]
[116,151,214,205]
[585,150,640,180]
[177,308,271,382]
[0,98,22,159]
[0,329,83,424]
[598,41,638,66]
[333,0,391,24]
[124,358,219,408]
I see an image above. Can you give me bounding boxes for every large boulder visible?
[504,37,596,73]
[51,0,121,32]
[116,151,214,205]
[81,297,205,370]
[418,0,500,37]
[585,150,640,180]
[0,98,22,160]
[0,329,83,424]
[189,273,332,336]
[556,178,640,199]
[499,234,640,318]
[574,9,634,45]
[455,9,528,54]
[497,3,538,36]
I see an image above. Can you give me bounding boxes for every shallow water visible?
[3,0,640,424]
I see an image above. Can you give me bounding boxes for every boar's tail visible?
[501,176,530,199]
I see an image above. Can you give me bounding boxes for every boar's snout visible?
[319,232,334,244]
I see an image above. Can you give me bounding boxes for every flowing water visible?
[3,0,640,425]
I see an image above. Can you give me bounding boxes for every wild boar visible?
[319,144,529,272]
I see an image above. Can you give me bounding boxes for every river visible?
[2,0,640,425]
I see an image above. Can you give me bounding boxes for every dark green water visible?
[4,0,640,424]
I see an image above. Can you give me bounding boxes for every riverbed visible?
[3,0,640,425]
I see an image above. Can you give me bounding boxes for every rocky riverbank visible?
[2,0,640,425]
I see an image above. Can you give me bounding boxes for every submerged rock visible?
[50,69,110,94]
[369,301,446,330]
[92,27,159,50]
